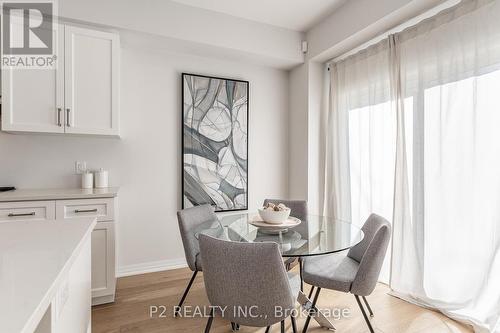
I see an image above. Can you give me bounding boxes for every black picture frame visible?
[181,72,249,212]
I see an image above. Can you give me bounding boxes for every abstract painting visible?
[182,73,248,212]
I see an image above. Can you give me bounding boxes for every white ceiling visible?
[170,0,347,32]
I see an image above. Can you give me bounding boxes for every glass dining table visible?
[196,213,364,330]
[197,213,364,258]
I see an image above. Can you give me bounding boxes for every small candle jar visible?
[81,172,94,189]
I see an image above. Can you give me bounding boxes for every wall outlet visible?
[75,161,87,174]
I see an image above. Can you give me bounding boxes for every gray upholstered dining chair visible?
[301,214,391,333]
[175,204,218,317]
[263,199,308,291]
[198,233,300,333]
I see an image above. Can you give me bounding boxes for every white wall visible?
[287,61,326,215]
[58,0,304,69]
[306,62,326,215]
[288,64,308,200]
[0,33,290,275]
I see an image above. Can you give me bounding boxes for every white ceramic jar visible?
[81,172,94,189]
[94,168,109,188]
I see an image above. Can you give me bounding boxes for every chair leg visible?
[204,308,214,333]
[302,287,321,333]
[265,326,271,333]
[308,286,315,299]
[174,271,198,317]
[362,296,374,317]
[355,295,375,333]
[281,320,285,333]
[291,315,298,333]
[299,259,304,292]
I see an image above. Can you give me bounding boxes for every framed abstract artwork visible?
[182,73,249,212]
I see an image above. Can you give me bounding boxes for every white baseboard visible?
[117,258,187,277]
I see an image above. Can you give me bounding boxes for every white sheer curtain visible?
[323,0,500,331]
[323,41,395,283]
[392,1,500,331]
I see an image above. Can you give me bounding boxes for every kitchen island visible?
[0,218,96,333]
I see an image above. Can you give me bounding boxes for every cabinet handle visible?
[66,108,71,127]
[8,212,35,217]
[74,208,98,213]
[57,108,62,127]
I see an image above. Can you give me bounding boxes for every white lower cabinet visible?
[90,222,116,305]
[1,196,117,305]
[55,197,116,305]
[56,198,117,305]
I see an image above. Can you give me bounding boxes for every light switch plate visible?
[75,161,87,174]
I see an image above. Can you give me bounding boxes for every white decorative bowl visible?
[258,208,291,224]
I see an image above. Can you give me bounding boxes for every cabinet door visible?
[64,26,120,136]
[90,222,116,301]
[1,25,64,133]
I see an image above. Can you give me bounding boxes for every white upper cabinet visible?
[64,26,120,136]
[1,25,64,133]
[1,24,120,137]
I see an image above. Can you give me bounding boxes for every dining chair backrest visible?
[177,204,217,271]
[348,214,391,296]
[199,233,296,327]
[263,199,308,238]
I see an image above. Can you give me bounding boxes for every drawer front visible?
[56,198,114,222]
[0,201,55,223]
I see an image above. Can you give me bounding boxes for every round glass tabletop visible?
[197,213,364,257]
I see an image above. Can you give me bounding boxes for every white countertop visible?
[0,218,96,333]
[0,187,119,202]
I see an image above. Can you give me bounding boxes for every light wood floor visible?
[92,267,473,333]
